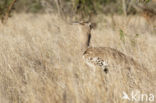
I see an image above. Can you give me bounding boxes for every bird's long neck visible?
[78,23,92,54]
[80,31,91,54]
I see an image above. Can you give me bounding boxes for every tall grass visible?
[0,13,155,103]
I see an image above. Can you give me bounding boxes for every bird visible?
[74,22,154,95]
[76,22,147,74]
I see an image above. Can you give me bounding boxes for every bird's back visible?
[83,47,138,67]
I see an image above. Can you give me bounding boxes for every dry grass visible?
[0,13,155,103]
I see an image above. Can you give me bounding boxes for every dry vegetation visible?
[0,13,156,103]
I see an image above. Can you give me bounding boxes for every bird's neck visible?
[80,33,91,54]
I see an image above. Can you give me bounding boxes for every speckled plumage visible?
[83,47,139,73]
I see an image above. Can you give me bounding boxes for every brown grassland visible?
[0,13,156,103]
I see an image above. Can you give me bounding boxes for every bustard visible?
[76,22,149,74]
[74,22,154,94]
